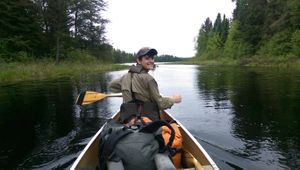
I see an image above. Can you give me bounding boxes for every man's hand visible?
[170,95,182,103]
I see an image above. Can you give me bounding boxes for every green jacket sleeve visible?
[108,77,122,93]
[148,79,174,110]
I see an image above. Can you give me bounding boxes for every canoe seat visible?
[181,150,204,170]
[78,168,94,170]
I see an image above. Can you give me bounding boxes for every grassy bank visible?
[0,60,128,84]
[179,56,300,68]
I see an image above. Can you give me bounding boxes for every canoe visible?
[71,110,219,170]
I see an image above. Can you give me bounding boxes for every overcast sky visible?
[103,0,236,57]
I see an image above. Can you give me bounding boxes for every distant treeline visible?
[155,55,185,62]
[112,52,185,63]
[195,0,300,60]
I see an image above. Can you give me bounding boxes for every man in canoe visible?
[109,47,182,123]
[107,47,184,169]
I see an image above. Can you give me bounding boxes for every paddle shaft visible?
[106,93,122,97]
[76,91,122,105]
[77,91,167,106]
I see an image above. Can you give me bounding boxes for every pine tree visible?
[213,13,222,33]
[220,14,230,44]
[234,0,268,54]
[195,18,212,57]
[0,0,43,59]
[69,0,108,49]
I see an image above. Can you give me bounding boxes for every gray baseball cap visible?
[135,47,158,59]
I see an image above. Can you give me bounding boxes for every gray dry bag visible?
[98,119,175,170]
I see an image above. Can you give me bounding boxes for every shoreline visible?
[0,61,128,84]
[178,57,300,69]
[2,57,300,84]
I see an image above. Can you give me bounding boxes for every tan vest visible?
[109,65,174,110]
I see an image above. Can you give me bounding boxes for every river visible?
[0,64,299,169]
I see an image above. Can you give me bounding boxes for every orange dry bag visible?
[162,122,183,168]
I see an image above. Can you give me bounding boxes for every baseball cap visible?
[135,47,158,59]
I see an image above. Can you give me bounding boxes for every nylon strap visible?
[101,129,133,161]
[139,120,175,147]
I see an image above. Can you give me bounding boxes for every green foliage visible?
[112,49,134,63]
[235,0,267,54]
[223,21,239,58]
[196,15,230,59]
[195,0,300,63]
[14,51,34,62]
[235,42,253,59]
[220,14,230,44]
[207,32,222,51]
[211,13,230,47]
[155,55,184,62]
[213,14,222,33]
[0,37,37,61]
[0,0,43,59]
[215,19,252,60]
[69,0,108,48]
[0,38,12,59]
[262,0,286,36]
[258,30,292,57]
[291,30,300,56]
[0,0,111,63]
[0,61,128,83]
[195,17,212,57]
[287,0,300,29]
[206,32,223,59]
[65,49,96,63]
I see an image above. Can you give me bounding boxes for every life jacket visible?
[120,100,160,123]
[119,65,160,123]
[98,119,176,170]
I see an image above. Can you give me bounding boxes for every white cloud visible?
[103,0,236,57]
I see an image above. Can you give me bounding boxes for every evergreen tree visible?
[221,14,230,44]
[233,0,268,54]
[0,0,42,59]
[206,32,222,59]
[69,0,108,49]
[46,0,70,64]
[213,13,222,33]
[195,18,212,57]
[287,0,300,30]
[196,0,299,60]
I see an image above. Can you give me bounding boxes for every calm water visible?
[0,64,299,169]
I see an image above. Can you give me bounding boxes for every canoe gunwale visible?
[163,110,219,170]
[70,111,219,170]
[70,112,119,170]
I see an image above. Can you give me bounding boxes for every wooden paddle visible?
[76,91,122,106]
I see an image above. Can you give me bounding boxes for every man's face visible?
[137,55,155,70]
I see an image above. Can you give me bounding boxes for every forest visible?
[195,0,300,63]
[0,0,135,64]
[1,0,299,65]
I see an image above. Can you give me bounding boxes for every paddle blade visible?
[76,91,107,106]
